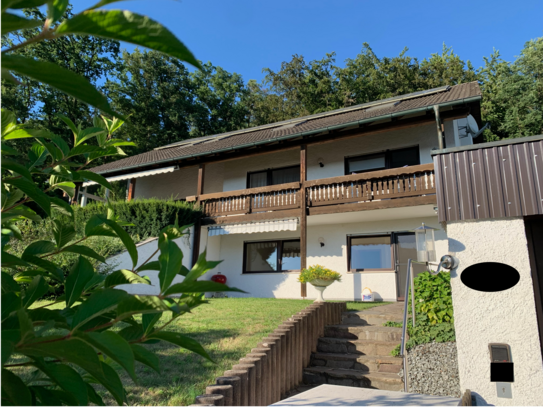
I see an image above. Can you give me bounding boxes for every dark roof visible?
[91,81,481,175]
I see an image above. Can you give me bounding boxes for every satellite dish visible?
[465,115,479,135]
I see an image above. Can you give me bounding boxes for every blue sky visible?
[75,0,542,82]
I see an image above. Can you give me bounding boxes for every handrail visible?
[303,163,435,188]
[400,258,414,393]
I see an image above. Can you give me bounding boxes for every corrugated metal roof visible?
[91,81,481,175]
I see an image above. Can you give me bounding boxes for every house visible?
[87,82,482,302]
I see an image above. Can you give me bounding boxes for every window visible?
[345,146,420,174]
[243,239,301,273]
[247,165,300,188]
[348,235,393,271]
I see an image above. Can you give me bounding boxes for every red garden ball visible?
[211,272,227,284]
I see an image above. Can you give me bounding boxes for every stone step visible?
[303,366,403,391]
[324,324,403,341]
[310,352,402,373]
[317,337,399,356]
[342,311,403,326]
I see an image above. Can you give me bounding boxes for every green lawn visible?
[27,298,388,405]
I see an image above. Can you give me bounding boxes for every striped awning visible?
[207,218,299,236]
[82,166,177,187]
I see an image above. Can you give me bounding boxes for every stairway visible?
[303,303,405,391]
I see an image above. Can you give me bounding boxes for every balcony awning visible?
[82,165,177,187]
[207,218,299,236]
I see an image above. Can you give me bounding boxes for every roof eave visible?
[94,95,481,176]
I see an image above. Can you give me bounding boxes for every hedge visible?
[72,198,203,238]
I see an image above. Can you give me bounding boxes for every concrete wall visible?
[447,217,543,406]
[197,215,447,302]
[105,227,194,295]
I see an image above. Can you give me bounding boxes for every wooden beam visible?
[201,209,301,225]
[300,145,308,298]
[192,164,205,266]
[127,178,136,201]
[308,195,437,216]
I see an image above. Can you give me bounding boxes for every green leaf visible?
[22,275,49,309]
[103,218,137,268]
[27,308,66,324]
[52,220,76,249]
[84,215,117,238]
[163,281,246,297]
[2,127,51,141]
[67,144,102,158]
[86,383,105,406]
[75,127,106,146]
[1,143,20,155]
[2,55,120,118]
[1,12,41,35]
[50,196,74,219]
[1,207,41,223]
[135,260,160,272]
[38,363,88,406]
[1,109,17,137]
[22,240,56,258]
[47,0,69,23]
[1,270,20,294]
[2,158,33,181]
[70,288,127,329]
[17,308,34,341]
[65,256,95,307]
[30,386,66,406]
[22,255,64,282]
[184,250,221,284]
[82,331,137,382]
[104,269,151,288]
[96,359,127,405]
[1,291,21,321]
[1,251,30,268]
[62,245,105,262]
[55,10,200,68]
[131,343,160,373]
[2,176,51,215]
[57,114,78,137]
[142,312,162,335]
[1,340,14,366]
[149,331,212,362]
[76,170,112,189]
[158,235,183,293]
[116,295,179,320]
[1,368,32,406]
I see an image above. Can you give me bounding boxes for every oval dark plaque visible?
[461,262,520,292]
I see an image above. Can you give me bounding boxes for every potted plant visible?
[298,265,342,302]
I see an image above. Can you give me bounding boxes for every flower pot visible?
[310,279,335,302]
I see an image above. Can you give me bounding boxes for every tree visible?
[479,38,543,140]
[105,49,196,155]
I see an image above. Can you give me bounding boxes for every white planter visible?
[310,279,335,302]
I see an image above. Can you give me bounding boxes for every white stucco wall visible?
[447,217,543,406]
[196,214,447,301]
[105,227,194,295]
[134,166,198,200]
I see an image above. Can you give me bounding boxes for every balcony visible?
[188,164,436,222]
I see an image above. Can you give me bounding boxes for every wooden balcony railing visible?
[189,164,435,218]
[306,163,436,207]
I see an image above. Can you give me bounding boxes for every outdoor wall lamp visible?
[317,157,324,167]
[414,223,436,262]
[318,237,325,247]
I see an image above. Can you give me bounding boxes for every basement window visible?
[243,239,301,273]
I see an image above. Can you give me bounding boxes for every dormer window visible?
[345,146,420,175]
[247,165,300,188]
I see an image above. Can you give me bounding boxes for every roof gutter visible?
[95,96,481,175]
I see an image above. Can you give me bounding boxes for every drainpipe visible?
[433,105,445,150]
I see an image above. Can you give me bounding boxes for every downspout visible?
[433,105,445,150]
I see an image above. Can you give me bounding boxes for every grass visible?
[25,298,388,405]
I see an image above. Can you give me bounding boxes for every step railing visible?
[400,258,416,392]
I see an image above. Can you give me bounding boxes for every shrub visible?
[71,199,202,238]
[388,271,456,356]
[413,271,454,325]
[298,265,342,284]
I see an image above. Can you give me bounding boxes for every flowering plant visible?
[298,265,342,284]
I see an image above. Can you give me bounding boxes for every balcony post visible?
[433,105,445,150]
[127,178,136,201]
[192,164,205,267]
[300,145,307,298]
